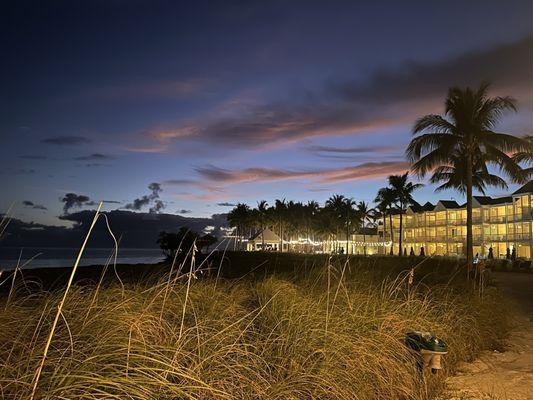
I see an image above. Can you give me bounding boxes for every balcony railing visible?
[486,216,507,223]
[483,234,508,241]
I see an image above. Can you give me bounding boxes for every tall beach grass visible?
[0,253,510,399]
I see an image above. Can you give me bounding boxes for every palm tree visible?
[375,187,396,255]
[357,201,375,255]
[254,200,269,250]
[286,200,302,252]
[227,203,251,250]
[407,83,531,269]
[273,199,287,252]
[325,194,346,253]
[429,150,507,194]
[305,201,320,252]
[315,207,337,253]
[387,173,423,256]
[343,198,357,254]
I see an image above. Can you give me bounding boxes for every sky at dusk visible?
[3,0,533,226]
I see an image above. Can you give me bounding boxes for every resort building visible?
[245,182,533,259]
[247,228,282,251]
[247,227,389,255]
[381,182,533,259]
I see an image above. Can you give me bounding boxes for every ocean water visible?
[0,247,164,270]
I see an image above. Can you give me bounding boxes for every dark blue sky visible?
[2,0,533,225]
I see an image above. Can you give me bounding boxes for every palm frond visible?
[405,133,457,162]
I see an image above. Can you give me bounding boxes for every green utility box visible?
[405,331,447,353]
[405,331,448,373]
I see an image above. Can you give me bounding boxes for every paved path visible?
[445,272,533,400]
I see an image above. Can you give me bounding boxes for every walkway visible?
[444,272,533,399]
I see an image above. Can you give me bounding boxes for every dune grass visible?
[0,253,510,399]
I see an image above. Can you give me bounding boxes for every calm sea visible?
[0,247,164,270]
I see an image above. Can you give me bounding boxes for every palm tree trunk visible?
[466,152,474,275]
[346,224,349,255]
[382,215,387,255]
[398,204,403,256]
[261,219,265,250]
[363,233,366,255]
[279,222,283,253]
[389,213,394,256]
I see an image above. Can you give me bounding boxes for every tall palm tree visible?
[387,173,423,256]
[375,187,396,255]
[407,83,531,269]
[343,198,357,254]
[273,199,287,252]
[357,201,375,255]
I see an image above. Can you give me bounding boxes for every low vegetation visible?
[0,253,511,399]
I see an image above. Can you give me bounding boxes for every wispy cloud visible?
[22,200,47,210]
[308,188,331,193]
[74,153,114,161]
[42,136,91,146]
[144,36,533,151]
[195,161,409,185]
[124,145,168,153]
[306,144,401,154]
[163,179,197,185]
[216,202,237,207]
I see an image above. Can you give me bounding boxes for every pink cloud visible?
[195,161,410,185]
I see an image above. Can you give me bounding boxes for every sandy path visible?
[444,272,533,400]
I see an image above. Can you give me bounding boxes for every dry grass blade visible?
[29,202,103,400]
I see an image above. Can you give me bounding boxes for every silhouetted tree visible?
[157,227,199,260]
[198,233,217,254]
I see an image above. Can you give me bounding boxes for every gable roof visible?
[491,196,513,205]
[438,200,461,209]
[473,195,512,206]
[249,228,280,242]
[513,181,533,195]
[473,196,492,205]
[409,201,435,213]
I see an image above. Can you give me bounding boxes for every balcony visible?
[486,215,507,223]
[485,234,508,241]
[513,233,532,241]
[508,213,532,222]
